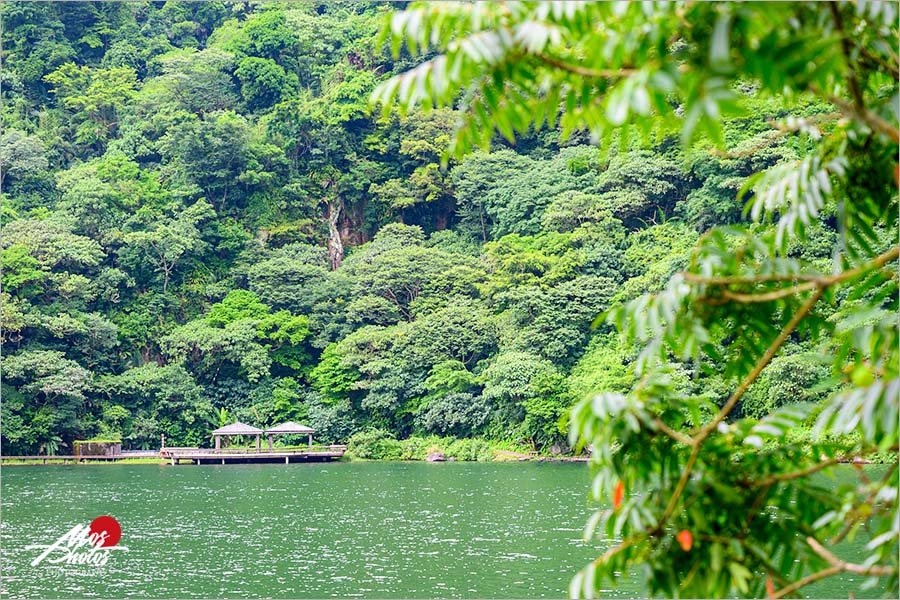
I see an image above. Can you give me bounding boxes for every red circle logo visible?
[89,516,122,547]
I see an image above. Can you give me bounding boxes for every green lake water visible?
[0,462,887,598]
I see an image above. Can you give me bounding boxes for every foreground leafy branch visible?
[662,288,825,526]
[376,1,899,597]
[771,537,898,599]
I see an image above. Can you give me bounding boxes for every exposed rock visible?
[549,443,569,455]
[426,452,446,462]
[74,441,122,456]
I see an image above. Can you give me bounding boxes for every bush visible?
[445,438,495,461]
[399,435,443,460]
[740,351,834,419]
[346,429,403,460]
[347,432,533,461]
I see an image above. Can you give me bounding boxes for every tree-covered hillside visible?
[0,2,840,454]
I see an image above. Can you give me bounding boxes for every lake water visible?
[0,462,886,598]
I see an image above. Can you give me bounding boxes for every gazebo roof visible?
[212,422,263,436]
[265,421,316,434]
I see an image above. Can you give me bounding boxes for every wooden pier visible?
[1,451,161,464]
[2,422,346,466]
[159,445,347,465]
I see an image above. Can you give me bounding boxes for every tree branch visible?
[830,461,899,544]
[592,535,640,567]
[858,45,900,79]
[703,288,825,437]
[533,53,635,79]
[753,456,843,487]
[772,537,897,598]
[742,483,773,533]
[828,2,865,111]
[771,565,843,599]
[806,536,897,576]
[825,2,900,141]
[653,417,695,445]
[809,83,900,143]
[711,281,819,304]
[684,246,900,288]
[660,288,825,525]
[684,271,820,285]
[761,445,897,490]
[741,540,791,587]
[712,113,843,160]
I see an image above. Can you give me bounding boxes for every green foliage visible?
[567,334,635,401]
[235,57,295,111]
[1,244,47,296]
[240,10,299,62]
[99,363,210,448]
[347,429,403,460]
[1,350,91,452]
[480,351,568,444]
[416,392,490,438]
[206,289,269,326]
[5,16,896,600]
[162,290,311,385]
[740,350,836,419]
[443,437,497,462]
[347,430,512,462]
[155,48,237,114]
[0,130,49,187]
[2,218,104,269]
[244,243,329,312]
[121,200,214,292]
[378,1,899,598]
[44,62,138,148]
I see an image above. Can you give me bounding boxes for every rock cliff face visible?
[74,441,121,456]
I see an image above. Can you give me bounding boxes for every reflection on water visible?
[0,462,886,598]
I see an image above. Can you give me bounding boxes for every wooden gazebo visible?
[212,422,263,451]
[264,422,316,451]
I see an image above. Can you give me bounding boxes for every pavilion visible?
[211,422,263,451]
[265,421,316,451]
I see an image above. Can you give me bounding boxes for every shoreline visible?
[5,456,895,467]
[6,454,895,467]
[0,454,591,466]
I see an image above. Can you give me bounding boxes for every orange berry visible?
[613,481,625,510]
[676,529,693,551]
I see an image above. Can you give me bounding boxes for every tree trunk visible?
[326,198,344,271]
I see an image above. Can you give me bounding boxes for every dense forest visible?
[1,1,842,454]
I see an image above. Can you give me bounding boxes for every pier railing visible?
[2,446,349,464]
[1,453,159,464]
[159,445,347,456]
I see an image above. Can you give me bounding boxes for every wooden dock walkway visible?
[160,445,347,465]
[1,451,161,464]
[2,447,347,465]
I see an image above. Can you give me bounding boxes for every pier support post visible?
[285,456,289,464]
[221,458,225,465]
[171,457,176,466]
